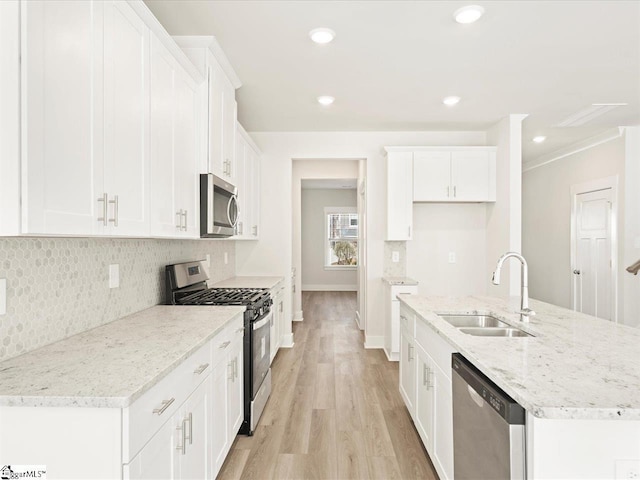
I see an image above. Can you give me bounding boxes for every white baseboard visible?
[280,333,294,348]
[383,347,399,362]
[364,335,384,349]
[301,284,357,292]
[293,310,304,322]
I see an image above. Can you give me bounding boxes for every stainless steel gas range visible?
[165,260,272,436]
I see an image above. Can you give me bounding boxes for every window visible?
[325,207,358,268]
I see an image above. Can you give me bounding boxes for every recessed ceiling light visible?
[443,96,461,106]
[454,5,485,24]
[317,95,335,106]
[309,28,335,44]
[533,136,546,143]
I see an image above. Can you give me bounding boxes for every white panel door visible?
[413,151,451,202]
[451,150,491,201]
[207,54,225,178]
[227,334,244,436]
[399,330,416,417]
[104,0,149,236]
[414,347,434,452]
[574,189,613,320]
[149,36,178,237]
[386,152,413,240]
[21,0,105,234]
[433,364,454,480]
[234,133,248,237]
[123,416,177,480]
[211,358,229,476]
[221,77,238,184]
[249,146,261,237]
[174,67,199,237]
[178,378,211,480]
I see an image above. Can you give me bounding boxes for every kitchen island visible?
[397,294,640,479]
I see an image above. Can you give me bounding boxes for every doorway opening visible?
[570,176,619,321]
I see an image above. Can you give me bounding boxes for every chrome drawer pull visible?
[176,418,187,455]
[152,397,175,415]
[219,340,231,349]
[186,412,193,445]
[194,363,209,375]
[97,193,108,225]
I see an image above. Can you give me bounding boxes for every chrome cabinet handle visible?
[108,195,119,227]
[176,418,187,455]
[233,358,238,379]
[176,210,182,229]
[253,225,258,236]
[423,364,428,386]
[408,344,413,362]
[427,367,433,389]
[227,361,234,381]
[186,412,193,445]
[153,397,175,415]
[408,226,411,237]
[193,363,209,375]
[447,186,450,197]
[182,210,187,231]
[219,340,231,349]
[279,301,283,313]
[573,269,581,275]
[97,193,108,225]
[453,185,457,198]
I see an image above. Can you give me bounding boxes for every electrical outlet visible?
[448,252,457,264]
[109,264,119,289]
[224,252,228,265]
[0,278,6,315]
[616,460,640,479]
[392,251,400,263]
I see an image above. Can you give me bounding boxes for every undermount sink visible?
[458,327,533,338]
[439,314,509,328]
[438,314,534,338]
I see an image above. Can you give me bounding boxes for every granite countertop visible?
[382,276,419,286]
[398,295,640,421]
[0,305,245,408]
[211,276,284,290]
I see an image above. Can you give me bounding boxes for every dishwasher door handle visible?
[467,385,485,408]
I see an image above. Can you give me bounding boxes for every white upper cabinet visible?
[413,147,496,202]
[149,36,199,238]
[233,123,261,240]
[21,0,106,235]
[385,150,413,241]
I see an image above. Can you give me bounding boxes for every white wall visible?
[234,131,488,348]
[407,203,488,295]
[522,134,626,319]
[623,126,640,327]
[301,188,357,290]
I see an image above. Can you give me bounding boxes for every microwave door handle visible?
[227,194,239,228]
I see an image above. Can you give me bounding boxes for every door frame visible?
[570,175,619,322]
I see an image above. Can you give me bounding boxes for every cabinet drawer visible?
[415,319,455,380]
[212,314,244,366]
[391,285,419,297]
[123,340,212,462]
[399,307,415,336]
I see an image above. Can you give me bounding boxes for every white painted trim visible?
[301,284,358,292]
[384,146,497,153]
[383,347,399,362]
[127,1,204,84]
[364,335,384,349]
[172,35,241,88]
[570,176,619,322]
[523,128,624,173]
[293,310,304,322]
[279,333,294,348]
[236,123,261,155]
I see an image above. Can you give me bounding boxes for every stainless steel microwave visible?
[200,173,238,238]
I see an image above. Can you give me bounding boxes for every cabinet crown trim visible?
[173,35,242,89]
[384,146,497,154]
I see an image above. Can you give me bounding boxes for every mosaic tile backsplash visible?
[0,237,235,362]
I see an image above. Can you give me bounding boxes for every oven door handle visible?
[253,311,273,331]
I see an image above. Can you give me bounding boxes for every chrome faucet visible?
[491,252,536,322]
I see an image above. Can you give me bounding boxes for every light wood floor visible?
[217,291,438,480]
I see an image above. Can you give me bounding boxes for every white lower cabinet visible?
[384,284,419,361]
[398,306,454,480]
[269,281,285,364]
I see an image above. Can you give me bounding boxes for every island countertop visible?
[397,294,640,421]
[0,305,245,408]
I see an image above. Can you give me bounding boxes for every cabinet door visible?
[21,0,105,235]
[149,36,178,237]
[103,0,149,236]
[433,364,454,480]
[221,77,237,184]
[451,150,491,201]
[227,333,244,437]
[178,378,211,480]
[414,347,435,452]
[234,133,248,237]
[211,357,229,476]
[250,148,261,238]
[174,67,199,237]
[413,151,451,202]
[124,410,178,480]
[385,152,413,240]
[207,55,225,178]
[399,329,417,417]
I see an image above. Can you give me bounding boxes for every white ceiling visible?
[145,0,640,162]
[301,178,357,190]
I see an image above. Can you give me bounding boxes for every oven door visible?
[251,311,272,397]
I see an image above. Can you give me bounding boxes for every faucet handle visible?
[519,308,536,317]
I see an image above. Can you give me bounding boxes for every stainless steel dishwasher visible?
[452,353,526,479]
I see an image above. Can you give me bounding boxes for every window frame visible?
[324,206,358,270]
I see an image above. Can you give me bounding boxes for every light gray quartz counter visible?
[0,305,245,408]
[211,276,284,290]
[382,276,419,286]
[398,295,640,421]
